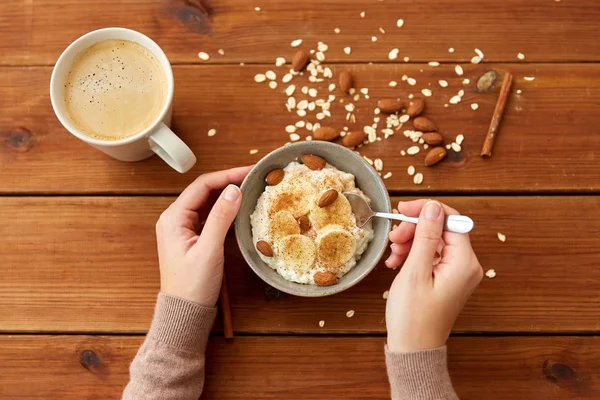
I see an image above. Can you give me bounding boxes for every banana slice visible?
[268,178,316,218]
[316,225,357,271]
[278,234,317,272]
[311,190,352,229]
[269,211,300,242]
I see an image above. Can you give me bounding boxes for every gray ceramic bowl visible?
[235,141,391,297]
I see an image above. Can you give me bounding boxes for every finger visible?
[404,200,445,279]
[391,241,413,256]
[385,253,406,269]
[194,185,242,252]
[397,199,460,217]
[441,229,472,251]
[389,222,417,244]
[174,166,252,211]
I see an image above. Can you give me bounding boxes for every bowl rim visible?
[234,142,391,297]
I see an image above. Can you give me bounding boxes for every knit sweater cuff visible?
[147,293,218,353]
[385,345,458,400]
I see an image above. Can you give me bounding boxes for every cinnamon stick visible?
[481,72,514,157]
[219,269,234,339]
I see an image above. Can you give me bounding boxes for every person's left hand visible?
[156,167,251,307]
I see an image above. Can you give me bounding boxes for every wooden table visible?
[1,1,600,398]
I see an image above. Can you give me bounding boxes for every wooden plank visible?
[2,64,600,194]
[1,0,600,65]
[0,335,599,399]
[1,196,599,334]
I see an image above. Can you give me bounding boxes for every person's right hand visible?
[384,199,483,352]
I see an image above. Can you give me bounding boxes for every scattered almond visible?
[422,132,443,146]
[256,240,274,257]
[291,50,310,72]
[424,147,447,167]
[318,189,339,208]
[413,117,436,132]
[342,131,367,148]
[265,169,284,185]
[301,154,326,170]
[298,215,311,232]
[313,126,340,142]
[377,98,403,114]
[314,271,338,286]
[339,71,354,94]
[406,98,425,117]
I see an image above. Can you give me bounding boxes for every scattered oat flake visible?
[344,47,352,55]
[399,114,410,123]
[383,290,389,299]
[449,95,461,105]
[407,146,420,155]
[474,48,484,58]
[360,11,365,18]
[413,173,424,185]
[217,49,225,56]
[254,6,261,11]
[448,47,455,53]
[407,78,417,86]
[517,89,523,94]
[403,56,410,62]
[291,39,303,47]
[421,88,432,97]
[290,133,300,142]
[268,81,277,89]
[275,57,286,67]
[463,78,471,85]
[456,134,465,145]
[285,125,296,133]
[451,143,462,152]
[265,70,276,80]
[207,129,216,137]
[407,165,415,176]
[383,172,392,179]
[346,310,355,318]
[379,27,386,34]
[198,52,210,61]
[517,53,525,60]
[334,28,341,34]
[471,103,479,110]
[455,65,464,76]
[524,76,535,81]
[397,18,404,28]
[438,80,448,88]
[319,320,325,327]
[428,61,440,67]
[282,73,293,83]
[458,89,465,97]
[389,81,398,87]
[374,158,384,171]
[485,269,496,279]
[371,36,378,42]
[254,74,266,83]
[400,150,406,156]
[285,85,296,96]
[388,48,399,60]
[249,149,259,155]
[471,56,482,64]
[497,232,507,242]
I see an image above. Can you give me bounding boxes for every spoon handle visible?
[374,212,474,234]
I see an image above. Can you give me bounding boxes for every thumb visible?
[404,200,445,279]
[195,184,242,252]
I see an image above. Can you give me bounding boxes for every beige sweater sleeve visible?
[385,345,459,400]
[122,293,217,400]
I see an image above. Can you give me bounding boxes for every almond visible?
[291,50,310,72]
[342,131,367,148]
[422,132,443,146]
[406,98,425,117]
[313,127,340,142]
[413,116,436,132]
[318,189,338,208]
[314,271,337,286]
[339,71,353,94]
[265,169,284,185]
[424,147,447,167]
[377,98,404,114]
[256,240,274,257]
[301,154,326,170]
[298,215,311,232]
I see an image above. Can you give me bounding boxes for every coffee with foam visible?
[63,39,167,141]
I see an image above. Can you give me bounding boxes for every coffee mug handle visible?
[148,123,197,173]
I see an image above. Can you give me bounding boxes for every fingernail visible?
[223,185,241,202]
[424,201,441,220]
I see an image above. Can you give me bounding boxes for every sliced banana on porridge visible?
[311,190,353,230]
[269,211,301,241]
[316,225,357,271]
[278,234,317,271]
[268,178,316,218]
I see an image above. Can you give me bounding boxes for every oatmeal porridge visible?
[250,155,374,286]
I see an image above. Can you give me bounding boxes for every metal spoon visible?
[344,193,474,234]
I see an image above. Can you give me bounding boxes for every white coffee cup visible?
[50,27,196,173]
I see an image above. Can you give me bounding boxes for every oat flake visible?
[485,269,496,279]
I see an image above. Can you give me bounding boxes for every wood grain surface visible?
[1,196,599,334]
[0,335,598,399]
[1,0,599,65]
[2,64,600,194]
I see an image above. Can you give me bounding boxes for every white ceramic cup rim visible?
[49,27,175,147]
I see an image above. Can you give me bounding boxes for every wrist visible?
[387,333,447,353]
